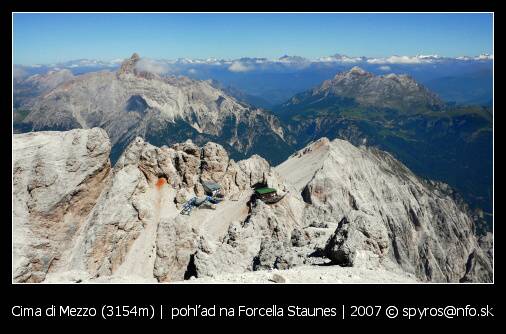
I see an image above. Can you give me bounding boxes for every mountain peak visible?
[278,55,308,63]
[383,72,415,83]
[309,66,444,111]
[348,66,367,75]
[118,53,141,75]
[332,66,372,80]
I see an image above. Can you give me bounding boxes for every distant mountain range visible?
[13,55,493,230]
[15,53,493,107]
[15,53,493,71]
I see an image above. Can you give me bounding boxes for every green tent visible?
[255,187,277,195]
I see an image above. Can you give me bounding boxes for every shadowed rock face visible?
[12,130,492,283]
[125,95,150,115]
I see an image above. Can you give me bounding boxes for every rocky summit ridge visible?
[12,129,492,283]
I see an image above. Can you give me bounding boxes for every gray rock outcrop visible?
[12,130,492,283]
[276,137,493,282]
[12,128,111,282]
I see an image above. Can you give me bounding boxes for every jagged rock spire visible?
[118,53,140,75]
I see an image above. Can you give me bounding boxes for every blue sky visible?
[13,13,493,65]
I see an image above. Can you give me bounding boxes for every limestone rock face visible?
[276,137,493,282]
[325,214,389,267]
[12,130,492,283]
[192,196,304,278]
[12,128,111,282]
[27,133,295,283]
[154,217,201,281]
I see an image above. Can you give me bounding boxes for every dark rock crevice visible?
[183,253,198,280]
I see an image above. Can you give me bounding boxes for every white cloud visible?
[134,58,170,75]
[368,55,443,64]
[476,54,493,60]
[317,54,363,63]
[228,61,254,72]
[378,65,391,71]
[418,54,441,59]
[367,55,427,64]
